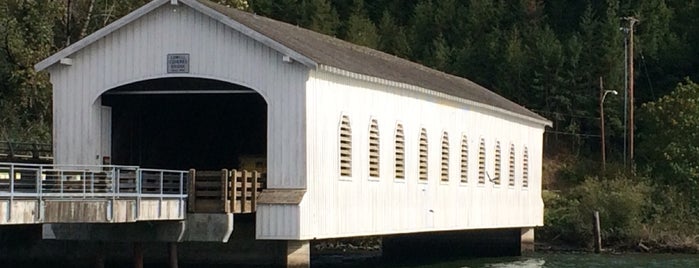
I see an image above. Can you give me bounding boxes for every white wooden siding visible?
[302,69,545,239]
[48,4,308,190]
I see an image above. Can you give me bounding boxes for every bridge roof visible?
[35,0,550,126]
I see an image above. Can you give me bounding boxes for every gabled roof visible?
[35,0,550,125]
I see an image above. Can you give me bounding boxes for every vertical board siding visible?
[48,5,307,238]
[303,70,545,239]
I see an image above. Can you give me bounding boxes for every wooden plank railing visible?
[0,141,52,163]
[188,169,266,214]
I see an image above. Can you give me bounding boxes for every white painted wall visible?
[47,4,308,191]
[45,2,546,240]
[299,69,545,240]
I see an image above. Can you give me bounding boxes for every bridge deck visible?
[0,162,267,225]
[0,163,188,224]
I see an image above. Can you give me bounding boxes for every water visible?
[315,252,699,267]
[384,253,699,268]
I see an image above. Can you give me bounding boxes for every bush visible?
[542,175,651,247]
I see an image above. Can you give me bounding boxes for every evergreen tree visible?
[302,0,340,36]
[344,0,379,48]
[377,10,410,57]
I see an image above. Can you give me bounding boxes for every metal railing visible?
[0,162,188,201]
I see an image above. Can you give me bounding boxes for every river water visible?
[380,253,699,268]
[313,252,699,267]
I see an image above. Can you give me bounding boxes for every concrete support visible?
[284,240,310,268]
[42,213,233,242]
[168,242,178,268]
[520,227,535,254]
[94,242,105,268]
[133,242,143,268]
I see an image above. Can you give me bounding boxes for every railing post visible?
[188,169,196,213]
[8,164,14,221]
[7,141,14,159]
[179,172,185,218]
[221,169,229,213]
[136,169,142,220]
[32,143,39,160]
[159,171,164,218]
[229,170,237,214]
[241,170,248,213]
[60,170,64,196]
[82,170,87,199]
[251,171,259,212]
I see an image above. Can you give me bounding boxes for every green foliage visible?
[343,0,378,48]
[0,0,62,142]
[542,176,651,246]
[638,80,699,196]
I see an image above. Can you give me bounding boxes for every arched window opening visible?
[478,138,486,184]
[494,141,501,185]
[460,135,468,183]
[523,147,529,188]
[339,115,352,177]
[441,132,449,182]
[369,119,380,178]
[419,128,428,181]
[395,124,405,179]
[509,144,516,187]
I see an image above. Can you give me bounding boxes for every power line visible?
[544,130,601,138]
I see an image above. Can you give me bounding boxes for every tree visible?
[344,0,379,48]
[301,0,340,36]
[0,1,62,142]
[377,10,410,57]
[638,79,699,196]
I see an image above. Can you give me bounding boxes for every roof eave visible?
[35,0,170,71]
[318,65,553,128]
[182,0,317,69]
[35,0,317,72]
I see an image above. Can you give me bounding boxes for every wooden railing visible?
[0,141,52,163]
[188,169,266,214]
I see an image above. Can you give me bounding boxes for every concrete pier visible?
[521,227,536,253]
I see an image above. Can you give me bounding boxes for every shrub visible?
[542,175,651,247]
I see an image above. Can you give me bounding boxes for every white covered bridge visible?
[7,0,552,266]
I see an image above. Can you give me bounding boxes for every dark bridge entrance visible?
[102,78,267,171]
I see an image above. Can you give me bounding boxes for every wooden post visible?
[168,242,178,268]
[230,170,237,213]
[133,242,144,268]
[221,169,229,213]
[94,242,105,268]
[187,169,196,213]
[251,171,259,212]
[241,170,248,213]
[593,211,602,253]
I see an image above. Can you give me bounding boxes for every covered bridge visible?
[35,0,551,265]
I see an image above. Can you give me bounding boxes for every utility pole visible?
[600,77,606,171]
[599,77,617,172]
[623,16,639,167]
